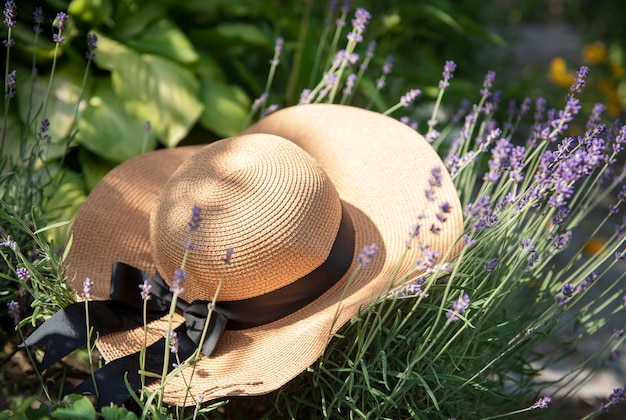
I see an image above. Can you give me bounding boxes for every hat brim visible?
[66,104,463,404]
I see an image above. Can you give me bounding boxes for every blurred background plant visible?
[1,0,626,417]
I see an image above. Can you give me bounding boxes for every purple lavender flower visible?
[85,33,98,60]
[400,116,418,131]
[170,268,187,294]
[570,66,590,95]
[52,12,68,43]
[166,330,178,353]
[3,0,16,28]
[446,293,470,322]
[601,387,625,412]
[480,70,496,97]
[82,277,94,300]
[393,276,429,298]
[465,196,498,232]
[139,279,152,301]
[360,40,376,71]
[5,69,15,97]
[33,6,43,33]
[463,234,477,247]
[269,37,284,66]
[251,92,268,112]
[16,267,30,281]
[484,258,498,272]
[261,104,279,117]
[576,272,597,293]
[54,12,68,31]
[400,89,421,107]
[7,300,19,325]
[324,0,338,27]
[430,224,441,235]
[299,89,313,104]
[609,350,621,361]
[347,7,371,43]
[37,117,51,142]
[416,245,440,271]
[358,243,378,267]
[221,247,234,265]
[614,329,624,338]
[382,55,394,75]
[530,395,552,409]
[187,205,202,232]
[343,73,356,96]
[0,235,16,249]
[439,60,456,90]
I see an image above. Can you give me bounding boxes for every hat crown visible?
[150,134,343,301]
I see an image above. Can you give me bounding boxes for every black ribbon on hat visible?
[21,206,355,408]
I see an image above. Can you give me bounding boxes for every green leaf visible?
[77,147,118,191]
[100,406,138,420]
[68,0,113,26]
[75,79,156,162]
[52,395,96,419]
[16,65,90,160]
[199,78,250,137]
[94,34,203,148]
[113,3,165,39]
[125,18,199,64]
[44,169,86,244]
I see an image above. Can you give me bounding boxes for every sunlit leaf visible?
[68,0,113,26]
[16,65,89,160]
[94,34,203,147]
[75,79,156,162]
[125,18,199,64]
[199,78,251,136]
[77,147,118,191]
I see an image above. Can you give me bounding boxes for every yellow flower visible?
[610,61,624,78]
[548,57,575,88]
[583,41,607,64]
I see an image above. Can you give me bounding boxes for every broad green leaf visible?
[68,0,113,26]
[125,18,199,64]
[192,23,271,48]
[94,34,203,147]
[16,65,90,160]
[100,406,138,420]
[52,395,96,419]
[77,147,118,191]
[44,169,86,244]
[113,3,165,39]
[199,79,250,137]
[75,79,156,162]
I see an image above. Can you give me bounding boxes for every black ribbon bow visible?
[21,206,355,409]
[21,262,228,407]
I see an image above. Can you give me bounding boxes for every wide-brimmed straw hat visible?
[25,104,463,407]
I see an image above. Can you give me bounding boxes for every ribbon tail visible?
[70,325,197,409]
[20,300,147,372]
[183,308,228,356]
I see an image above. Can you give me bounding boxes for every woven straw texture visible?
[65,104,463,405]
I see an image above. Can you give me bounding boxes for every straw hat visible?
[53,104,463,405]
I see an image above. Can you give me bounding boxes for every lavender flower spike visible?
[400,89,421,107]
[446,293,470,322]
[7,300,19,325]
[16,267,30,281]
[139,279,152,301]
[221,247,235,265]
[187,205,202,232]
[3,0,16,28]
[358,243,378,267]
[530,395,552,409]
[82,277,94,300]
[439,60,456,90]
[5,69,15,97]
[170,268,187,294]
[347,7,371,43]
